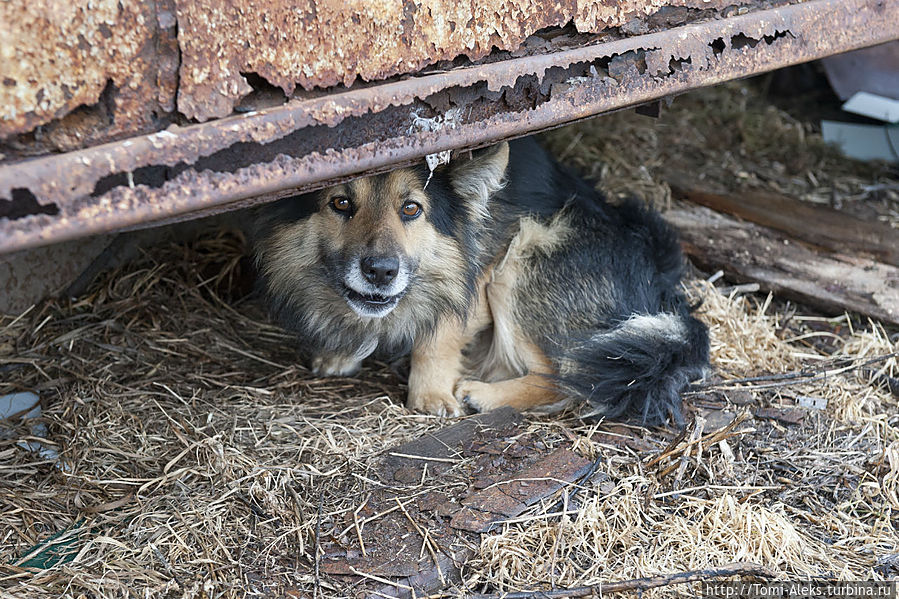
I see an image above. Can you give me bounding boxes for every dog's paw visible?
[407,391,465,417]
[454,380,506,413]
[310,354,362,377]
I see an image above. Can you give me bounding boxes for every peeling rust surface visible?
[173,0,753,121]
[0,0,171,147]
[451,448,593,532]
[0,0,897,255]
[1,0,763,141]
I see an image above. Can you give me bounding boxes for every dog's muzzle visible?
[342,254,409,318]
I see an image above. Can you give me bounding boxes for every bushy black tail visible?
[556,311,709,425]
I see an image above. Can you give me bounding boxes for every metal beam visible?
[1,0,897,255]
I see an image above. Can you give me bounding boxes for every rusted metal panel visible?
[0,0,721,160]
[451,448,593,532]
[0,0,897,255]
[173,0,750,122]
[0,0,753,138]
[314,407,595,598]
[0,0,172,149]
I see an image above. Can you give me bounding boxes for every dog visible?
[251,137,709,423]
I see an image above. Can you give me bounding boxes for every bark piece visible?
[665,204,899,325]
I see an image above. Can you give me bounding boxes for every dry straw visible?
[2,81,898,598]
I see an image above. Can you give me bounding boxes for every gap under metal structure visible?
[0,0,897,256]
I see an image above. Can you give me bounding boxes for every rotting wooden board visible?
[668,179,899,267]
[315,408,594,598]
[452,449,593,533]
[754,407,805,425]
[381,407,524,484]
[665,204,899,325]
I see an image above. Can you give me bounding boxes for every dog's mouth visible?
[342,286,404,317]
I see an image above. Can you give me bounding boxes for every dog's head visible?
[253,142,509,330]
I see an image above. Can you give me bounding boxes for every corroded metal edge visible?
[0,0,757,136]
[1,0,897,255]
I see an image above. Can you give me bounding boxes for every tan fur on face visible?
[260,171,440,285]
[254,167,474,350]
[257,219,324,301]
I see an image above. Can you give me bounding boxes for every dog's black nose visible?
[360,256,399,286]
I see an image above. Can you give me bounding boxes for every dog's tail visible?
[555,311,709,425]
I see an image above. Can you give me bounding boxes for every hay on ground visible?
[1,80,898,598]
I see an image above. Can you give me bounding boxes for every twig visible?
[349,566,414,591]
[645,427,689,469]
[218,342,288,369]
[546,490,568,585]
[234,491,271,521]
[388,452,460,463]
[676,416,705,484]
[652,484,780,499]
[651,412,752,477]
[150,543,183,589]
[685,353,898,395]
[647,412,745,469]
[707,269,724,284]
[464,562,777,598]
[567,455,603,502]
[353,496,369,557]
[337,496,416,538]
[314,488,323,599]
[718,283,761,296]
[395,497,444,584]
[545,455,604,516]
[496,510,582,526]
[285,485,306,557]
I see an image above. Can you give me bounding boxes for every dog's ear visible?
[448,142,509,214]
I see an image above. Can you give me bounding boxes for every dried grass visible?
[471,489,847,593]
[0,234,453,597]
[2,80,899,598]
[541,79,899,224]
[689,281,800,376]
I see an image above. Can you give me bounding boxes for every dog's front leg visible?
[310,338,378,377]
[407,317,469,417]
[310,353,364,377]
[408,268,493,417]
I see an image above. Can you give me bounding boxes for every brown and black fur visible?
[252,137,709,423]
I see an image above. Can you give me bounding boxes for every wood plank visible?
[667,178,899,267]
[314,408,593,599]
[451,449,593,533]
[381,406,522,484]
[664,204,899,325]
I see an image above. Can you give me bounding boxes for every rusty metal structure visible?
[1,0,898,257]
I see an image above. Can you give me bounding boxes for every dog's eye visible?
[401,201,422,219]
[330,196,352,214]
